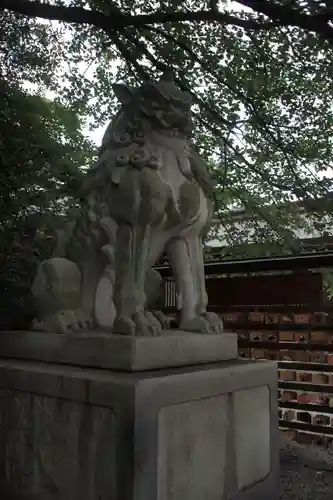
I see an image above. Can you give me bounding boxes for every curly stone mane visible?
[67,73,198,260]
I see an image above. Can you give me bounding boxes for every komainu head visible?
[111,70,193,139]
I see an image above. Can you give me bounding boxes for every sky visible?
[20,1,333,244]
[53,0,251,147]
[86,123,106,146]
[88,1,249,145]
[24,2,333,187]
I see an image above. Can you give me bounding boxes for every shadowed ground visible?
[1,439,333,499]
[280,439,333,499]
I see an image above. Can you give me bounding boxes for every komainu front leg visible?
[166,236,223,334]
[112,225,163,336]
[145,269,171,329]
[109,167,171,336]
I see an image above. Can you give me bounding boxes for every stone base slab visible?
[0,356,278,500]
[0,330,237,371]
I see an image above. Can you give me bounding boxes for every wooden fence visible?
[161,267,333,446]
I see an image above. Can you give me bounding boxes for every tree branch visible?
[120,23,321,199]
[236,0,333,42]
[3,0,333,42]
[147,24,320,195]
[0,0,273,31]
[0,0,118,27]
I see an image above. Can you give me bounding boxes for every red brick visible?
[307,393,325,404]
[264,313,280,325]
[312,373,328,385]
[293,351,311,362]
[223,312,243,323]
[296,372,312,383]
[328,313,333,325]
[313,414,330,426]
[250,332,263,341]
[310,394,329,405]
[319,395,330,405]
[282,410,296,421]
[293,314,310,324]
[279,370,296,381]
[295,333,309,343]
[297,393,310,404]
[310,352,327,363]
[267,332,278,342]
[238,331,250,340]
[297,411,311,423]
[280,314,293,325]
[311,313,329,326]
[279,331,294,342]
[248,312,264,323]
[280,391,297,402]
[310,331,328,344]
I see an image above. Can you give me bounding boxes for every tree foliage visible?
[2,0,333,256]
[0,83,93,227]
[0,11,95,329]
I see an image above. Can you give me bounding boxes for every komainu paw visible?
[112,311,163,336]
[150,310,172,329]
[32,309,93,334]
[180,312,223,334]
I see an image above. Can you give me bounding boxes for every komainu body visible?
[31,72,223,335]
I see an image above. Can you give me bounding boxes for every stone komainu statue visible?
[31,71,223,335]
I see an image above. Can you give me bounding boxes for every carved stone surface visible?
[31,71,223,336]
[0,388,116,499]
[0,357,279,500]
[234,386,271,490]
[157,395,228,500]
[0,330,238,371]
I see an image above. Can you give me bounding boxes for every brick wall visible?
[223,310,333,446]
[162,270,333,445]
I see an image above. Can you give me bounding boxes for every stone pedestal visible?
[0,330,278,500]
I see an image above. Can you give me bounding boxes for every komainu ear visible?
[112,83,134,104]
